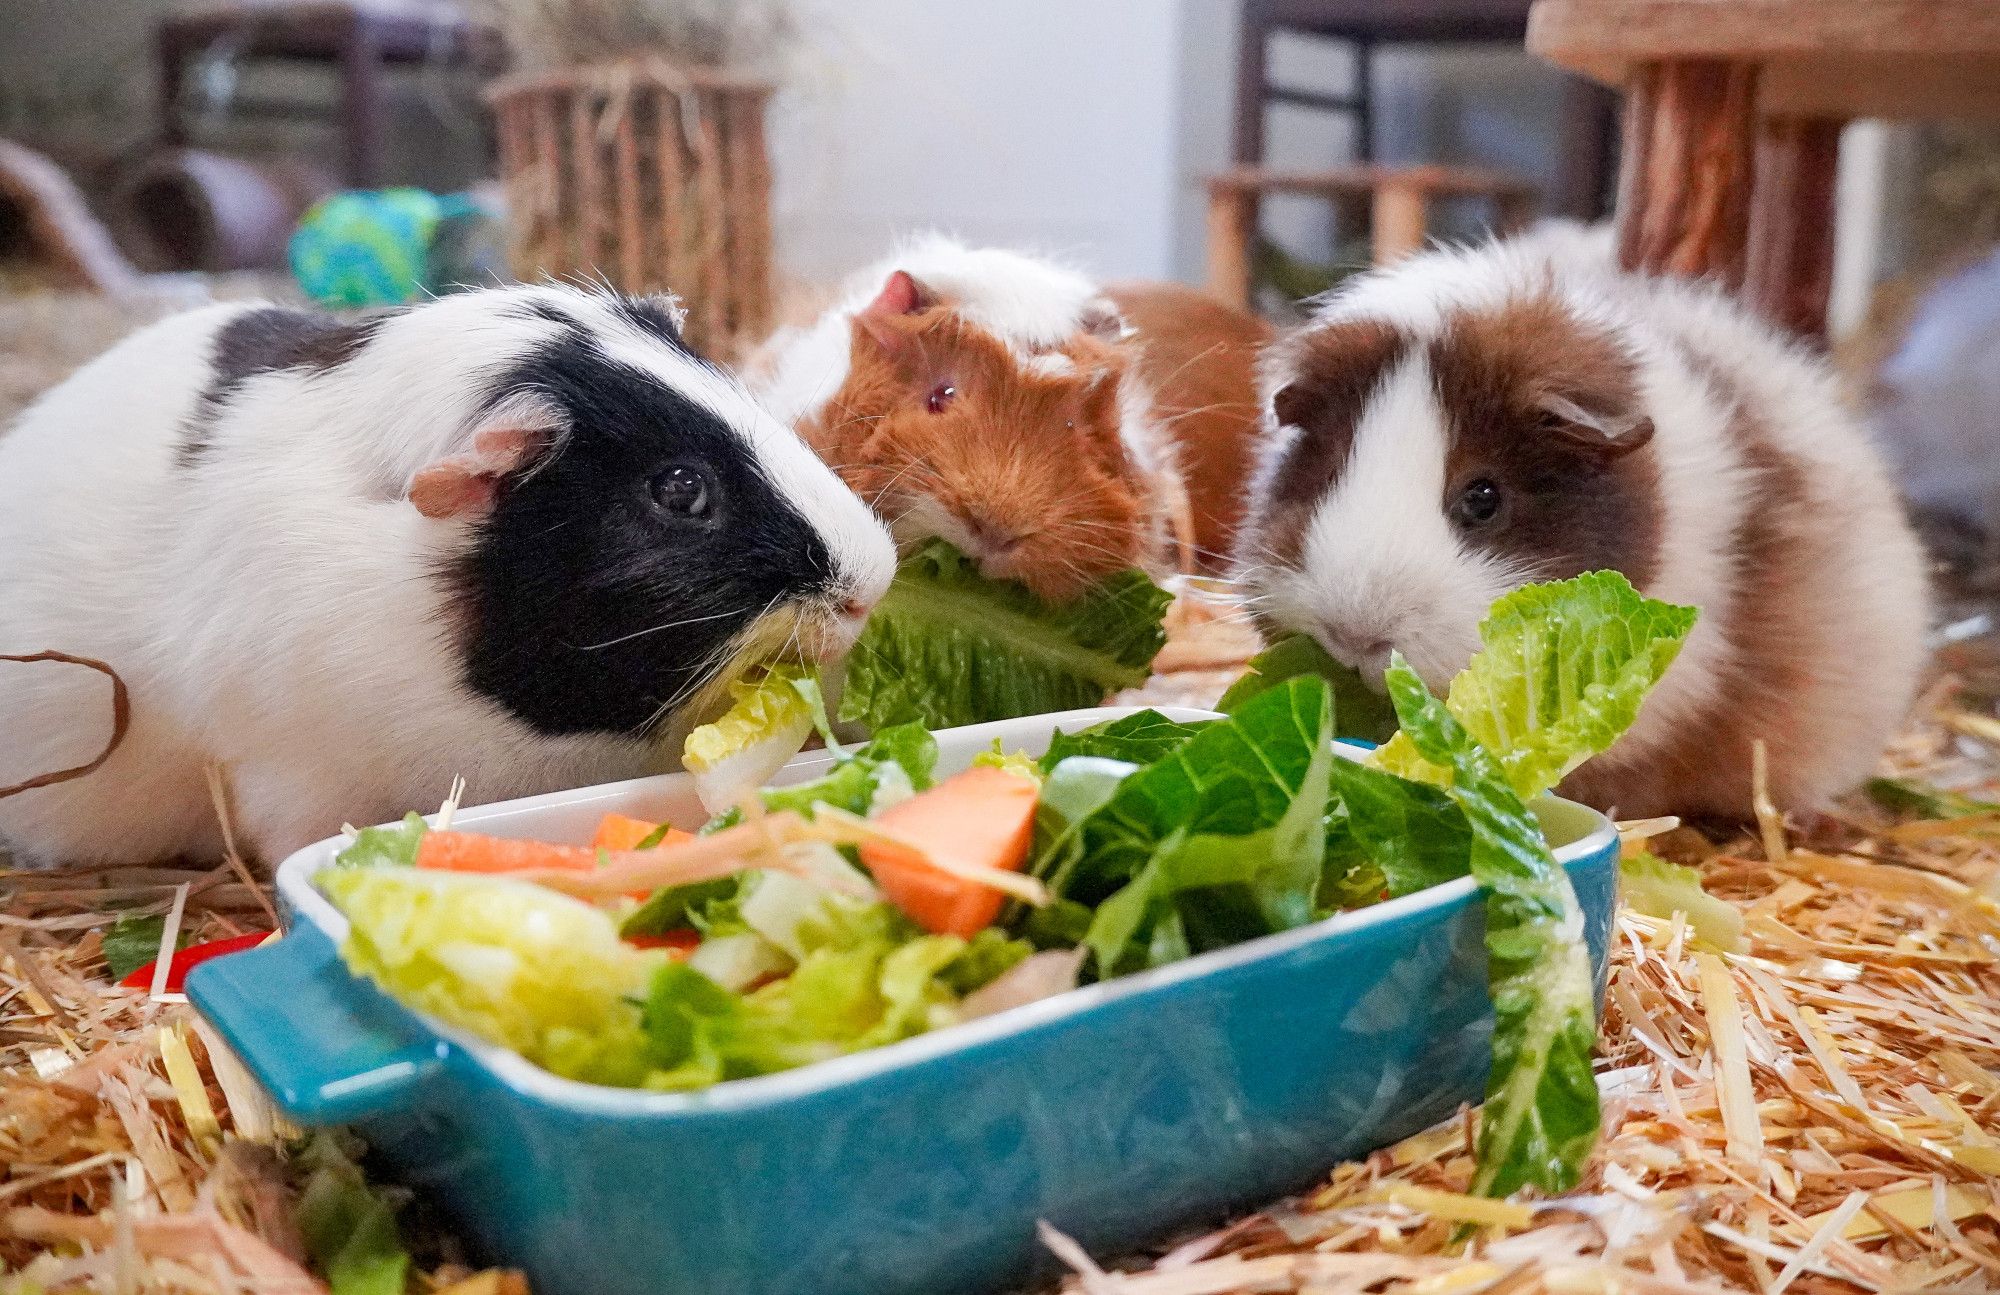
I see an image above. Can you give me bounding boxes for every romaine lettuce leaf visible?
[1039,710,1211,772]
[1384,658,1599,1198]
[1373,571,1696,799]
[1058,678,1336,976]
[1619,852,1744,952]
[1328,758,1471,898]
[1218,634,1399,742]
[318,866,665,1085]
[838,540,1172,731]
[682,665,819,813]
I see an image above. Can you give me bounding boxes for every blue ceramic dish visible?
[190,706,1620,1295]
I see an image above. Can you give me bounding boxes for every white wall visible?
[767,0,1187,287]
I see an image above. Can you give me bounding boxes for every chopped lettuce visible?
[973,740,1045,783]
[319,866,666,1086]
[643,898,1033,1089]
[323,857,1034,1091]
[1039,710,1211,772]
[1217,634,1399,743]
[682,665,820,814]
[1374,572,1697,800]
[1619,852,1744,952]
[838,540,1172,731]
[1384,659,1600,1198]
[760,722,939,819]
[332,813,428,869]
[620,877,739,939]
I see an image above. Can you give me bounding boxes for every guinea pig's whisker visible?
[575,606,752,652]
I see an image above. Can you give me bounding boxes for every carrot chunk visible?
[858,766,1039,937]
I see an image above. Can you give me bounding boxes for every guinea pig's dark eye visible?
[1453,478,1504,528]
[925,382,956,414]
[650,465,712,519]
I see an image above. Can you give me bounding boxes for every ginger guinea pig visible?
[750,235,1267,600]
[1236,223,1931,819]
[0,285,894,866]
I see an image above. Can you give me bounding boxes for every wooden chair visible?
[1528,0,2000,342]
[1206,164,1538,307]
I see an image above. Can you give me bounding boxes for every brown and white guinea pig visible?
[0,285,895,866]
[1236,222,1932,819]
[747,235,1268,601]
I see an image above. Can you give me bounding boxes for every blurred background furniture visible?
[1233,0,1619,216]
[1206,162,1536,306]
[157,2,505,189]
[1529,0,2000,342]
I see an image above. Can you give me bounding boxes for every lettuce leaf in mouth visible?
[1217,634,1399,743]
[1373,571,1697,800]
[837,540,1172,732]
[682,665,822,814]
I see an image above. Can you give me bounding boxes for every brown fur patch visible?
[1428,296,1664,589]
[797,309,1149,601]
[1564,344,1821,819]
[1103,281,1270,571]
[1255,319,1408,567]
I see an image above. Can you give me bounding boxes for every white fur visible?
[746,233,1182,579]
[1240,222,1931,813]
[0,285,894,867]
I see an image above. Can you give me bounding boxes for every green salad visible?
[317,570,1697,1197]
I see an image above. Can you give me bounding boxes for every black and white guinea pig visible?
[0,286,895,866]
[1236,222,1932,819]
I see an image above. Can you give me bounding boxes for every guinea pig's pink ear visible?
[854,270,933,360]
[1540,393,1655,459]
[1078,298,1127,342]
[407,423,554,520]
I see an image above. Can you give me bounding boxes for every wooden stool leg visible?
[1615,59,1759,289]
[339,16,386,188]
[1746,116,1842,344]
[1372,181,1428,265]
[1206,186,1259,309]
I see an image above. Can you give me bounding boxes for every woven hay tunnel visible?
[489,62,774,361]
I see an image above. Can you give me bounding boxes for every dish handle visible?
[187,923,444,1125]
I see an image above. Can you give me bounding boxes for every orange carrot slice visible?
[591,813,691,852]
[416,831,599,875]
[858,766,1039,937]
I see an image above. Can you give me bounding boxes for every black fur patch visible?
[175,307,397,468]
[448,327,839,737]
[609,296,692,352]
[509,299,577,329]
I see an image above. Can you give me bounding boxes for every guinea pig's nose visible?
[837,597,871,621]
[1323,630,1393,670]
